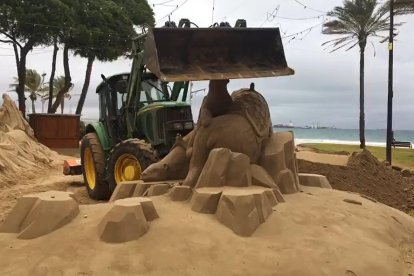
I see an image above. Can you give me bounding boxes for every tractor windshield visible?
[140,79,169,104]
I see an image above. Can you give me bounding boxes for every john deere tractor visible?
[80,19,294,200]
[81,48,195,200]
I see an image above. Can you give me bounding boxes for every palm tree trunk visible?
[48,35,59,113]
[50,44,72,113]
[76,55,95,115]
[359,46,366,149]
[60,96,65,114]
[31,98,36,114]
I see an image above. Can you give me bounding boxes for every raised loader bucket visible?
[143,28,294,81]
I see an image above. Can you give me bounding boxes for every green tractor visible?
[80,19,294,200]
[81,49,194,200]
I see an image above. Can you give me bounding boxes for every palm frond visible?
[394,0,414,15]
[322,0,401,52]
[9,69,48,99]
[330,38,360,52]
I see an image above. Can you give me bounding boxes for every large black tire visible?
[80,133,111,200]
[107,139,157,192]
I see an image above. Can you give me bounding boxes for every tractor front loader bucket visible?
[143,27,294,82]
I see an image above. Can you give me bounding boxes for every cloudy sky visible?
[0,0,413,130]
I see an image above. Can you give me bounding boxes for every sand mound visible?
[0,94,55,186]
[0,191,79,239]
[0,187,413,275]
[98,197,158,243]
[298,149,414,213]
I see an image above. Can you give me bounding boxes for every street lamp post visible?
[386,0,394,164]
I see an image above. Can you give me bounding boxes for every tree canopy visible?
[322,0,392,52]
[395,0,414,14]
[0,0,73,115]
[0,0,72,48]
[0,0,154,115]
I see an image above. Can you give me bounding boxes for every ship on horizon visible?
[273,121,336,130]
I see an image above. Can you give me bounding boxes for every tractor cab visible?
[96,71,193,157]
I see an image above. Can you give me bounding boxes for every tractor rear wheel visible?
[107,139,157,192]
[80,133,111,200]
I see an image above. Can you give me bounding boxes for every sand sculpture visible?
[110,181,174,201]
[183,83,273,188]
[0,94,55,184]
[0,191,79,239]
[1,81,331,240]
[99,197,158,243]
[139,80,331,236]
[142,79,302,195]
[298,173,332,189]
[141,133,194,182]
[198,79,233,127]
[143,81,273,184]
[2,187,414,276]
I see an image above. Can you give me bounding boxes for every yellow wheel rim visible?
[84,148,96,189]
[114,154,141,185]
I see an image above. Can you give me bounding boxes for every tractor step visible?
[63,159,82,176]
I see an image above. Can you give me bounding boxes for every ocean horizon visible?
[82,116,413,147]
[274,127,414,147]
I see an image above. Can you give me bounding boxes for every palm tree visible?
[322,0,394,149]
[395,0,414,13]
[41,76,74,114]
[9,69,47,114]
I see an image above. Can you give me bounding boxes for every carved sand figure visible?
[139,79,307,236]
[183,83,272,187]
[141,130,194,181]
[142,81,273,187]
[142,80,232,182]
[198,79,233,127]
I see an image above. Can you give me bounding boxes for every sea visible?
[274,127,414,147]
[83,114,413,147]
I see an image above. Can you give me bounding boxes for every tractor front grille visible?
[156,107,193,139]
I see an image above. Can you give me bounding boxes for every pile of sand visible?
[0,94,56,187]
[0,187,413,275]
[298,149,414,213]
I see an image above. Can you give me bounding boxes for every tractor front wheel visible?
[107,139,157,192]
[80,133,111,200]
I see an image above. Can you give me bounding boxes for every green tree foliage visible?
[45,0,154,115]
[112,0,155,27]
[323,0,395,149]
[1,0,154,115]
[0,0,72,116]
[75,0,155,114]
[395,0,414,13]
[49,76,73,114]
[41,76,74,114]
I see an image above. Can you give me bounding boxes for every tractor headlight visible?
[184,122,194,130]
[172,122,183,130]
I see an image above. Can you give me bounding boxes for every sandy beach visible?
[1,185,414,276]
